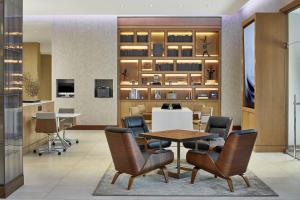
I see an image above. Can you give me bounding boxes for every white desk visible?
[32,113,81,119]
[152,107,193,132]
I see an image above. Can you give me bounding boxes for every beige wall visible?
[23,42,52,100]
[39,55,52,100]
[52,16,118,125]
[23,42,41,100]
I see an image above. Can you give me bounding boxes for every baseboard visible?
[23,137,48,154]
[0,174,24,198]
[68,125,117,130]
[254,145,285,152]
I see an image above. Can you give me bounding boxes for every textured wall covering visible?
[221,14,243,125]
[52,16,117,125]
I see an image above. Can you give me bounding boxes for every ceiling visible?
[24,0,249,16]
[23,0,249,54]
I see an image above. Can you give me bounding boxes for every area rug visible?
[93,162,278,197]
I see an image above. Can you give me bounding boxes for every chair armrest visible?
[135,137,148,150]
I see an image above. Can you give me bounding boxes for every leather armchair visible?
[183,116,233,151]
[105,127,174,190]
[122,115,171,150]
[186,129,257,192]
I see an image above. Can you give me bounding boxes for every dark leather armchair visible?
[105,127,174,190]
[186,129,257,192]
[122,115,171,150]
[183,116,233,151]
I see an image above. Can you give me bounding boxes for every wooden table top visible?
[141,129,216,142]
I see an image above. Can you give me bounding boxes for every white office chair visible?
[58,108,79,145]
[34,112,66,156]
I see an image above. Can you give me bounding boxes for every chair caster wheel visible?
[68,142,72,146]
[63,149,66,152]
[33,149,37,154]
[38,153,42,156]
[58,152,61,155]
[76,140,79,144]
[52,142,55,146]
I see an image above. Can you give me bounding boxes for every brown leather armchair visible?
[105,127,174,190]
[186,129,257,192]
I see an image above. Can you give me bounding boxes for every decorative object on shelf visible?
[197,93,209,100]
[209,91,218,99]
[120,34,134,42]
[121,68,128,81]
[131,81,136,85]
[137,35,148,42]
[200,36,211,56]
[186,91,192,100]
[153,43,164,57]
[155,63,174,71]
[167,34,192,42]
[155,90,161,99]
[167,48,178,57]
[166,91,177,100]
[182,48,193,57]
[129,89,140,99]
[207,66,216,80]
[152,74,161,85]
[23,73,40,102]
[95,79,113,98]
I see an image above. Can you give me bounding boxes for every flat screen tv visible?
[243,22,255,108]
[56,79,74,97]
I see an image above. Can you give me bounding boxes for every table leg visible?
[177,141,180,176]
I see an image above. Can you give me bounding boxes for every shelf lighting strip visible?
[142,74,162,77]
[156,60,173,63]
[195,88,219,91]
[120,60,138,63]
[196,32,216,36]
[205,60,219,63]
[120,46,148,50]
[120,88,148,91]
[177,60,201,64]
[167,32,193,36]
[165,74,187,77]
[151,88,192,91]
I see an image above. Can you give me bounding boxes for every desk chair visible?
[193,106,213,131]
[34,112,66,156]
[58,108,79,145]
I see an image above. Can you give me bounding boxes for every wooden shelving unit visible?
[118,17,222,121]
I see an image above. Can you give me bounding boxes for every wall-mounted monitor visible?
[56,79,74,98]
[243,22,255,108]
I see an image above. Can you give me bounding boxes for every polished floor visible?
[6,130,300,200]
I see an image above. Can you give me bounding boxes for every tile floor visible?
[5,130,300,200]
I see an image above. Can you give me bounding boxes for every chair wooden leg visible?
[160,167,169,183]
[127,176,135,190]
[226,178,234,192]
[191,167,199,184]
[240,174,250,187]
[111,172,122,184]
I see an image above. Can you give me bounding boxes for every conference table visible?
[152,107,193,132]
[141,129,217,179]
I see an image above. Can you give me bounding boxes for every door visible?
[287,10,300,159]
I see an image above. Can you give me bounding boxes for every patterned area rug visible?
[93,162,278,197]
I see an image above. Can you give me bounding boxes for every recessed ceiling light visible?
[149,4,153,7]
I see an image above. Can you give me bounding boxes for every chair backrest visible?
[58,108,75,124]
[105,127,145,176]
[205,116,233,139]
[122,115,149,137]
[137,104,146,113]
[129,106,142,116]
[216,129,257,177]
[35,112,57,133]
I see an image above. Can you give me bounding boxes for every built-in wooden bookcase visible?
[118,17,222,121]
